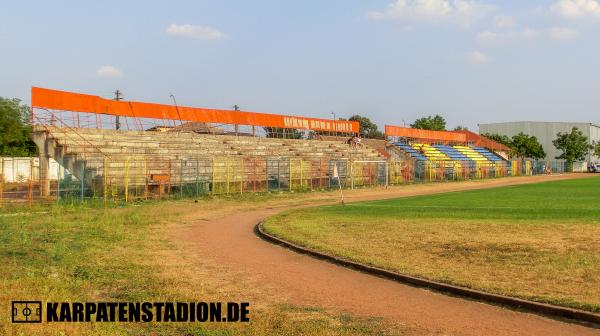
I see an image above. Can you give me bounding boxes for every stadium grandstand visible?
[27,87,387,201]
[0,87,555,205]
[385,126,513,181]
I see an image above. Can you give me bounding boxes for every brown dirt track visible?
[179,174,600,336]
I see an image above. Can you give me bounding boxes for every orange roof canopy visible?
[385,125,467,143]
[31,87,359,133]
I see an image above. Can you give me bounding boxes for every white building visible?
[479,121,600,166]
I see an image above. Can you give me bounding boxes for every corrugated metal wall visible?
[479,122,600,165]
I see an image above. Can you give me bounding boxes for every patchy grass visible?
[264,177,600,313]
[0,194,420,335]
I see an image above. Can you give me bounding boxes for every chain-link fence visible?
[0,156,566,207]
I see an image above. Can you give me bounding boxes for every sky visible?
[1,0,599,131]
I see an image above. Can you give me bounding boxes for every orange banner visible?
[31,87,359,133]
[385,125,466,142]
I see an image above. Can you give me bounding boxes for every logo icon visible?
[12,301,42,323]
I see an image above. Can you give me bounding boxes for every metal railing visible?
[0,156,565,207]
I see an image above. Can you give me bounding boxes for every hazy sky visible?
[1,0,599,131]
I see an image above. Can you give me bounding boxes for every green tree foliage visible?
[263,127,304,139]
[411,115,446,131]
[553,127,592,171]
[481,133,513,148]
[510,133,546,159]
[348,115,385,139]
[593,141,600,158]
[453,126,469,131]
[0,97,37,156]
[480,132,547,160]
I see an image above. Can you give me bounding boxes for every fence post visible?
[179,159,183,199]
[265,159,269,193]
[371,162,375,186]
[240,159,244,195]
[195,158,200,198]
[277,159,281,191]
[124,157,130,203]
[289,157,292,192]
[266,158,270,192]
[310,160,314,190]
[385,161,389,187]
[320,159,324,189]
[28,158,33,207]
[351,161,354,190]
[253,158,257,193]
[103,157,108,204]
[80,162,85,202]
[452,161,457,181]
[328,160,332,189]
[212,158,216,195]
[300,159,303,189]
[56,157,61,204]
[346,160,350,189]
[226,159,231,194]
[167,159,172,195]
[144,157,148,200]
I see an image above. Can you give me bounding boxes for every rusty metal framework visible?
[0,155,565,207]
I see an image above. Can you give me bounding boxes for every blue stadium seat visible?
[392,143,505,163]
[393,142,428,161]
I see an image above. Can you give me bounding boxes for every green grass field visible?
[264,177,600,313]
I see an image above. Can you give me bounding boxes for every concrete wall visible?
[0,157,60,183]
[479,121,600,164]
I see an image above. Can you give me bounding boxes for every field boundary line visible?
[255,221,600,327]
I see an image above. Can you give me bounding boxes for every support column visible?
[39,146,51,197]
[32,129,51,197]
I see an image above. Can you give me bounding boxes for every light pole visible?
[331,111,336,137]
[233,105,240,136]
[114,90,123,130]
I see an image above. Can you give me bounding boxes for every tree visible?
[0,97,37,156]
[593,141,600,158]
[263,127,304,139]
[553,127,592,171]
[510,133,546,159]
[481,133,513,148]
[348,115,385,139]
[453,126,469,131]
[411,115,446,131]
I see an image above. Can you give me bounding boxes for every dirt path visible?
[180,174,599,335]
